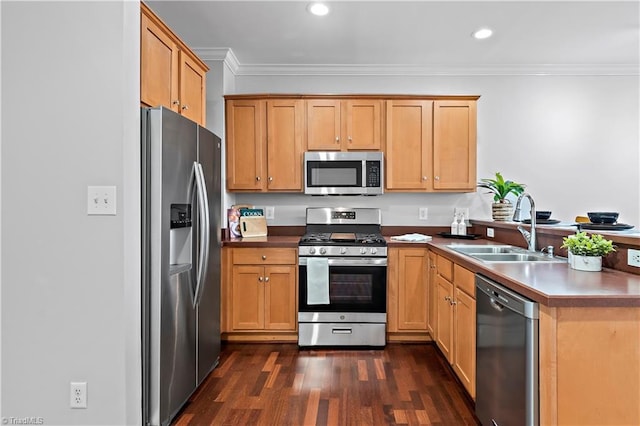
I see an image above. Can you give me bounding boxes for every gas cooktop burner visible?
[299,232,386,245]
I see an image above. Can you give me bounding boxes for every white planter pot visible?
[570,254,602,272]
[491,203,513,221]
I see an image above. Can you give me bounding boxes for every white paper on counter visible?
[390,233,433,242]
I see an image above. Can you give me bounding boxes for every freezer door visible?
[196,126,221,384]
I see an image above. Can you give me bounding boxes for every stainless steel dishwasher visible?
[475,274,539,426]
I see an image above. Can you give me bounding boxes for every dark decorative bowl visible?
[536,211,552,220]
[587,212,619,224]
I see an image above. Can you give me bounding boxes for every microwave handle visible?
[362,160,366,188]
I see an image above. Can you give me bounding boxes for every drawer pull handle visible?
[332,328,352,334]
[262,255,267,260]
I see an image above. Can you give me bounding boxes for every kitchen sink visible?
[447,245,515,254]
[447,244,566,263]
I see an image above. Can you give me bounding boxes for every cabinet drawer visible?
[233,248,297,265]
[454,264,475,297]
[437,255,454,282]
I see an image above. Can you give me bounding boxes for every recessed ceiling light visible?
[308,2,330,16]
[472,28,493,40]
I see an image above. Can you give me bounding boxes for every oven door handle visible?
[299,257,387,267]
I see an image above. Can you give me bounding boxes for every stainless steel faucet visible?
[512,193,536,252]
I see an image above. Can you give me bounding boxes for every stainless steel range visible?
[298,207,387,347]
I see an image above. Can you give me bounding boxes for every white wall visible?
[214,73,640,228]
[1,2,140,424]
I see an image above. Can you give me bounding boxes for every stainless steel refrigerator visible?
[141,107,221,426]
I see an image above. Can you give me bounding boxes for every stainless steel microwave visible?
[304,151,384,195]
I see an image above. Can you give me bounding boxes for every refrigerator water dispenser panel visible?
[171,204,192,228]
[170,204,193,267]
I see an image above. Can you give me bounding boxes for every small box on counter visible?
[227,204,252,239]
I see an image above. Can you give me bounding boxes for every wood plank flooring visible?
[173,343,479,425]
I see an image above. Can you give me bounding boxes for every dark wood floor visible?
[173,342,479,425]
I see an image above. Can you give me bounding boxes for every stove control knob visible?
[371,248,377,254]
[308,247,316,255]
[340,247,347,254]
[319,247,327,255]
[360,247,368,255]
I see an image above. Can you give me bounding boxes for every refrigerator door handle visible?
[193,161,210,307]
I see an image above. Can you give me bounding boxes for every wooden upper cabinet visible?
[306,99,382,151]
[140,3,208,126]
[179,53,207,125]
[386,98,478,192]
[266,99,305,191]
[225,98,304,192]
[141,10,178,112]
[433,100,477,191]
[226,99,265,191]
[385,100,434,191]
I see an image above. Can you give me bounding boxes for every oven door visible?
[298,257,387,313]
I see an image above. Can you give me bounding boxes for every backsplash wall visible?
[232,192,489,227]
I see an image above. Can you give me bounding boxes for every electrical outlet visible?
[70,382,87,409]
[628,249,640,268]
[87,186,116,215]
[265,206,275,220]
[419,207,428,220]
[454,207,470,221]
[487,227,495,238]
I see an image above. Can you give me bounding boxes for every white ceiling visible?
[146,0,640,75]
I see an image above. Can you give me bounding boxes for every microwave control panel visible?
[365,161,381,187]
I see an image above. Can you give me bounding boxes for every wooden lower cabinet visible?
[433,254,476,399]
[222,247,298,341]
[387,247,430,342]
[539,305,640,426]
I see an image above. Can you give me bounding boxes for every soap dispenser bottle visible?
[457,213,467,236]
[450,214,459,235]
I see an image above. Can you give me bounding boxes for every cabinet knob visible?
[348,136,352,143]
[262,255,267,260]
[335,137,340,143]
[258,276,263,282]
[268,176,273,182]
[181,105,189,111]
[435,176,440,181]
[450,300,457,306]
[444,296,450,301]
[422,176,428,181]
[172,100,180,105]
[264,276,270,282]
[256,176,261,182]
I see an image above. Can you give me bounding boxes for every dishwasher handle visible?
[490,297,505,312]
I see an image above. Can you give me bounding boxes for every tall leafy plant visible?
[477,172,526,204]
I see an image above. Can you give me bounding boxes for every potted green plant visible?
[477,172,526,221]
[561,231,616,271]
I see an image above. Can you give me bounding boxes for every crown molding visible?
[193,48,639,77]
[194,48,240,74]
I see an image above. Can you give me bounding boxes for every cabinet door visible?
[397,248,428,330]
[433,100,477,191]
[179,52,207,126]
[267,100,304,191]
[264,265,297,330]
[306,100,341,150]
[343,99,382,150]
[226,100,265,190]
[453,288,476,399]
[140,12,179,112]
[385,100,433,191]
[435,275,454,363]
[427,251,438,335]
[231,265,265,330]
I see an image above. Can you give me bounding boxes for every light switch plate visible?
[87,186,116,215]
